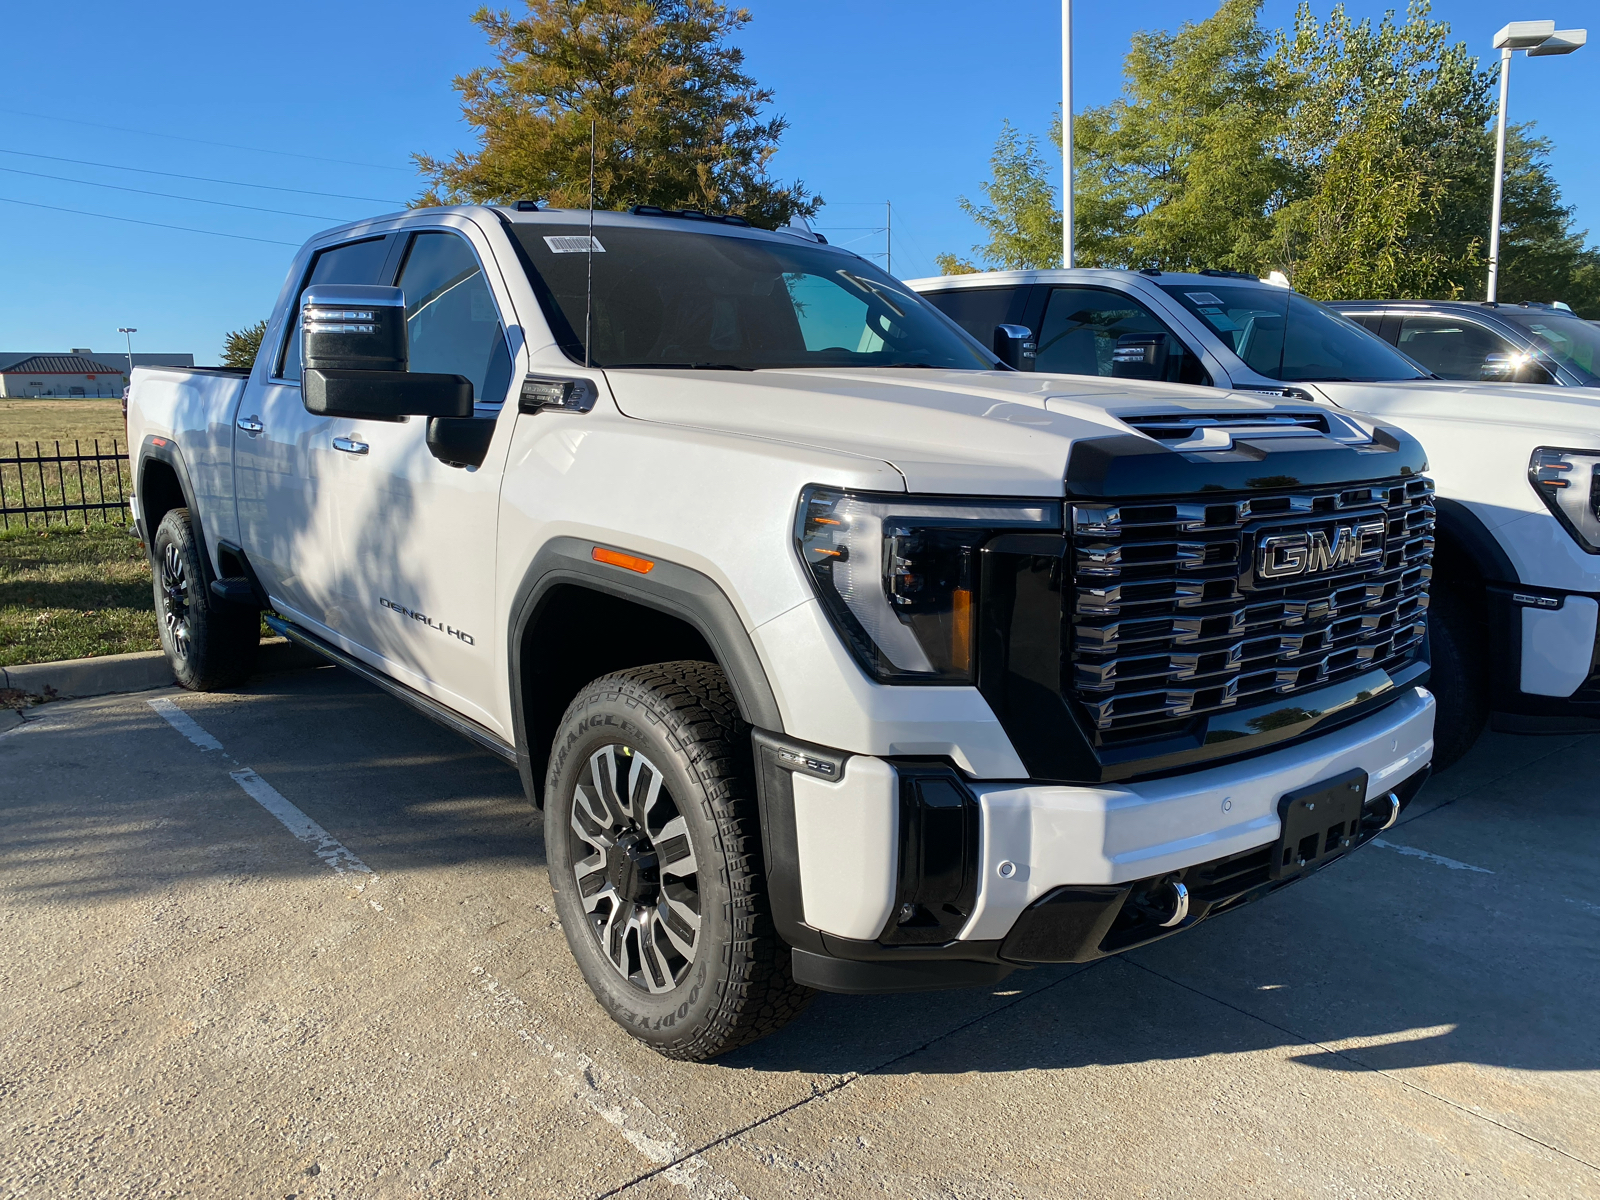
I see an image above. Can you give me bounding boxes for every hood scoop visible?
[1119,410,1371,453]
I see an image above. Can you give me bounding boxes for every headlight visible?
[795,486,1059,683]
[1530,447,1600,553]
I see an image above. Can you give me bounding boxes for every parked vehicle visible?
[911,268,1600,766]
[126,212,1435,1059]
[1331,299,1600,388]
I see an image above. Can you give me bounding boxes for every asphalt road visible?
[2,664,1597,1199]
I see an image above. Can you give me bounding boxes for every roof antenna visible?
[585,118,596,369]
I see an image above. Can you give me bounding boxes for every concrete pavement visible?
[2,664,1596,1198]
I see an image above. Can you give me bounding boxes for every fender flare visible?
[506,536,785,803]
[136,437,224,607]
[1432,496,1518,585]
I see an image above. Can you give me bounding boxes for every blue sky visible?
[1,1,1593,360]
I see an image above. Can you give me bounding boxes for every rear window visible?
[509,223,995,372]
[1161,284,1426,382]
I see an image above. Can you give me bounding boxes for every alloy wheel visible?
[568,744,701,993]
[160,542,192,660]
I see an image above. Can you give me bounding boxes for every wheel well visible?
[1430,520,1487,621]
[139,458,186,542]
[519,584,718,802]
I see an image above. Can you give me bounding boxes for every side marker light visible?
[592,546,654,574]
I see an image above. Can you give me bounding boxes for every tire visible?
[1425,595,1488,772]
[151,508,259,691]
[545,661,813,1060]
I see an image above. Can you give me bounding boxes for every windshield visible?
[511,222,996,371]
[1497,309,1600,383]
[1160,284,1428,382]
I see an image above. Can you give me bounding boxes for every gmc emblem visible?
[1256,519,1386,581]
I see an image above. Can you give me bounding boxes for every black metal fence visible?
[0,440,130,529]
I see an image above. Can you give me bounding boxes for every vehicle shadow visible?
[3,665,1595,1085]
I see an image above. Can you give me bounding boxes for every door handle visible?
[237,415,264,434]
[332,436,369,455]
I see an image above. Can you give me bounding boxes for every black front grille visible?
[1068,476,1435,743]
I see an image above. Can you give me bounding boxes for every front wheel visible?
[1424,597,1487,772]
[151,508,259,691]
[545,662,812,1060]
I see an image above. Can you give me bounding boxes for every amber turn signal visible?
[592,546,655,574]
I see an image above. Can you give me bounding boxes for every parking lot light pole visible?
[1486,20,1586,303]
[118,327,137,380]
[1062,0,1073,269]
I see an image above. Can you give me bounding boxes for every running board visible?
[263,614,517,764]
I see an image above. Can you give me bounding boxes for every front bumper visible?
[761,687,1435,994]
[1485,585,1600,733]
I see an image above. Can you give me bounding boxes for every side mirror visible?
[1111,332,1171,380]
[1480,351,1517,381]
[992,324,1037,370]
[300,284,473,421]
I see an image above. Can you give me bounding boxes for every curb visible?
[0,638,325,705]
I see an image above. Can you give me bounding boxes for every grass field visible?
[0,398,126,448]
[0,522,157,669]
[0,399,150,668]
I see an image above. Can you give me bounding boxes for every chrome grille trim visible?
[1068,477,1435,738]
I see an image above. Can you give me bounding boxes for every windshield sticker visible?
[1185,292,1225,306]
[544,235,605,254]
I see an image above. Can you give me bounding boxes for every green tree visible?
[938,121,1062,273]
[415,0,818,228]
[221,320,268,370]
[951,0,1600,315]
[1074,0,1288,273]
[1264,1,1493,298]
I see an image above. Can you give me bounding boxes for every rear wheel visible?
[545,661,812,1060]
[151,508,259,691]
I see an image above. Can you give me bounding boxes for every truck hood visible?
[1310,379,1600,443]
[603,367,1330,495]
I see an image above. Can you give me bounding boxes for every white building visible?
[0,354,130,398]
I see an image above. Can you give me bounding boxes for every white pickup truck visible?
[913,268,1600,768]
[127,206,1435,1059]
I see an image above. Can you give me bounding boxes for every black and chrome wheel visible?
[569,744,702,993]
[158,538,195,662]
[545,661,812,1060]
[150,508,259,691]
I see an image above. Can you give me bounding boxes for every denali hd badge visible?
[1256,519,1385,581]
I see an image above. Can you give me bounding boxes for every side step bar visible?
[263,614,517,764]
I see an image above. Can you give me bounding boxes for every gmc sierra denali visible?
[126,206,1436,1059]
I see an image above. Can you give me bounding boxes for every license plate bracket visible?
[1270,767,1368,880]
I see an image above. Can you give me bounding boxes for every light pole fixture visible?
[1486,20,1586,303]
[1062,0,1073,269]
[118,327,138,378]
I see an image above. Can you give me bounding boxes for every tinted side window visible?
[396,232,513,406]
[1036,287,1208,384]
[919,287,1026,349]
[1396,316,1515,380]
[275,236,393,382]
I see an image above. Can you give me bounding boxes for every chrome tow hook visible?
[1159,880,1190,928]
[1377,790,1401,830]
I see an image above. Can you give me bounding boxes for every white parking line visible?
[148,697,374,882]
[145,693,730,1193]
[1371,837,1493,874]
[147,696,224,751]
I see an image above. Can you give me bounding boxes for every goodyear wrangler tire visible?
[151,508,259,691]
[545,661,813,1060]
